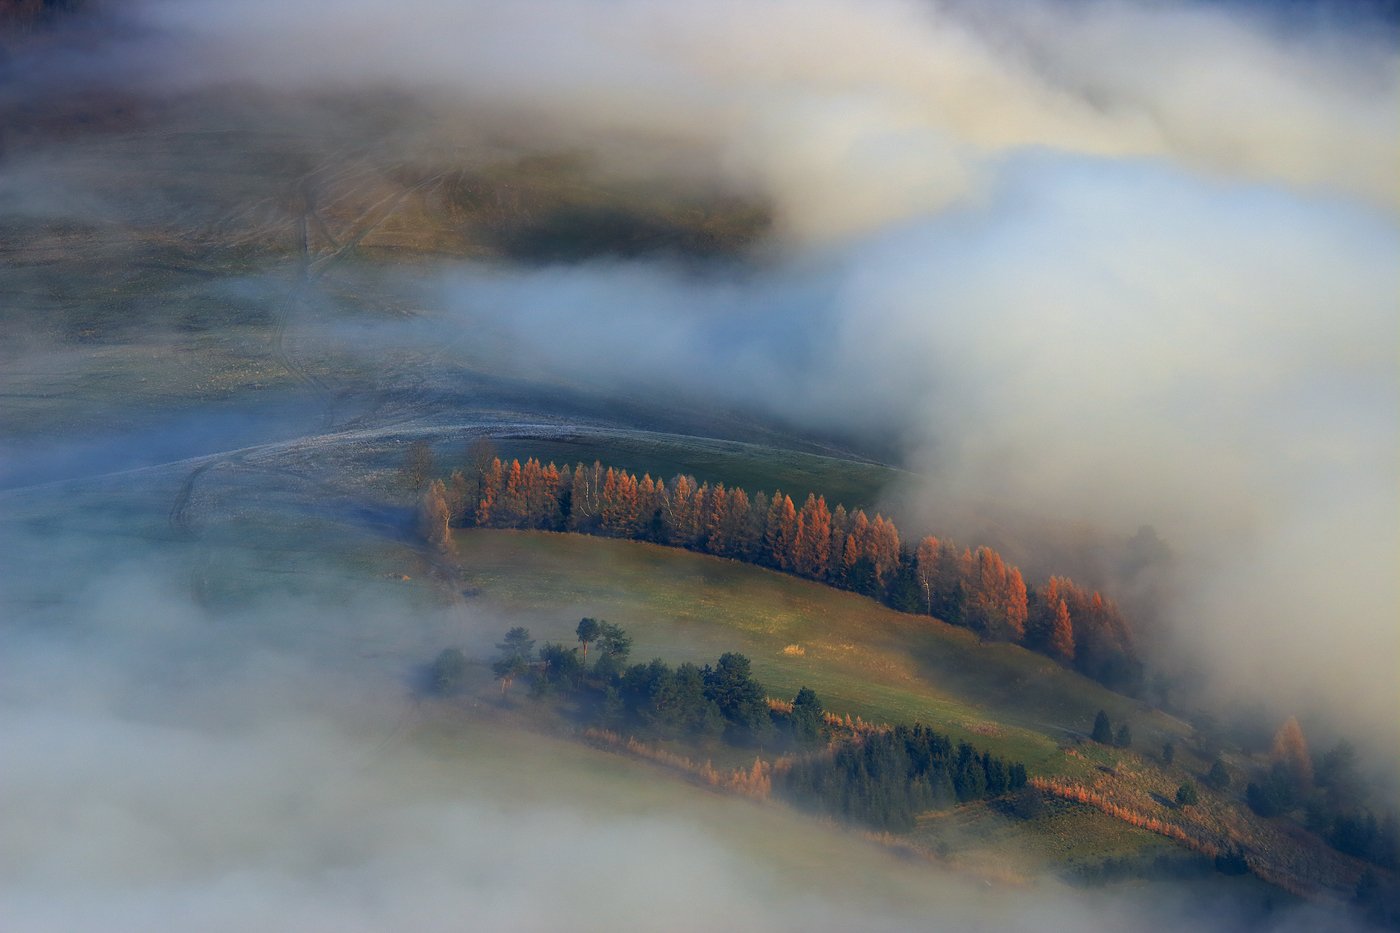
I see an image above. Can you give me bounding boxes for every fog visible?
[3,0,1398,927]
[83,0,1394,734]
[0,511,1372,931]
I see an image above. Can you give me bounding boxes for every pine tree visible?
[417,479,452,551]
[869,515,901,587]
[724,487,755,559]
[493,627,534,697]
[499,458,526,525]
[827,504,849,582]
[1048,598,1075,662]
[1092,710,1113,744]
[572,617,600,663]
[1271,716,1313,791]
[475,458,503,526]
[466,436,498,506]
[704,484,730,555]
[792,494,831,579]
[843,511,871,578]
[667,474,697,545]
[1004,565,1028,642]
[764,493,797,570]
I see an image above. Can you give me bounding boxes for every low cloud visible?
[2,0,1397,923]
[0,534,1375,931]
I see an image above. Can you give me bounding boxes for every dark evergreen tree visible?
[884,554,923,614]
[536,642,584,693]
[576,617,601,662]
[492,626,534,696]
[595,621,633,665]
[845,556,878,598]
[428,647,468,695]
[789,686,825,745]
[1092,710,1113,744]
[704,652,773,744]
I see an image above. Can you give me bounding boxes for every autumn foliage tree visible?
[416,479,452,552]
[764,492,798,570]
[792,494,832,579]
[1271,716,1314,791]
[446,453,1141,692]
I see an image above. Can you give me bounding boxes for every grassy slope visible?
[447,529,1216,877]
[452,529,1190,776]
[447,530,1377,893]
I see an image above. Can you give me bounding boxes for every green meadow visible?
[451,529,1193,779]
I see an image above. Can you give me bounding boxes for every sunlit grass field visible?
[451,529,1192,779]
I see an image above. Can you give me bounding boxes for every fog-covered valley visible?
[2,0,1397,928]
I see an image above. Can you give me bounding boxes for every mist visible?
[0,506,1374,931]
[430,159,1397,740]
[3,0,1398,926]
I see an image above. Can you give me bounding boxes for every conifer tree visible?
[723,486,754,558]
[1271,716,1313,791]
[465,436,498,505]
[417,479,452,551]
[499,458,526,524]
[475,457,503,526]
[1048,598,1075,662]
[668,474,698,545]
[869,515,901,587]
[792,494,832,579]
[1092,710,1113,744]
[827,504,849,582]
[764,493,797,570]
[704,484,729,555]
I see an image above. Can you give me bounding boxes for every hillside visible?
[439,529,1382,897]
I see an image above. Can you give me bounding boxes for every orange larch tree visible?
[792,494,832,580]
[1048,597,1075,662]
[765,493,798,570]
[1272,716,1314,790]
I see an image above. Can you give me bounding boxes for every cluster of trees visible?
[1242,719,1399,871]
[419,449,1141,691]
[482,619,821,749]
[610,653,774,746]
[781,724,1028,832]
[437,619,1030,833]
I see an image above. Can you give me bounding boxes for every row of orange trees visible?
[421,456,1141,691]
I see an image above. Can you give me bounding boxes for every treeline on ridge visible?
[417,450,1141,691]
